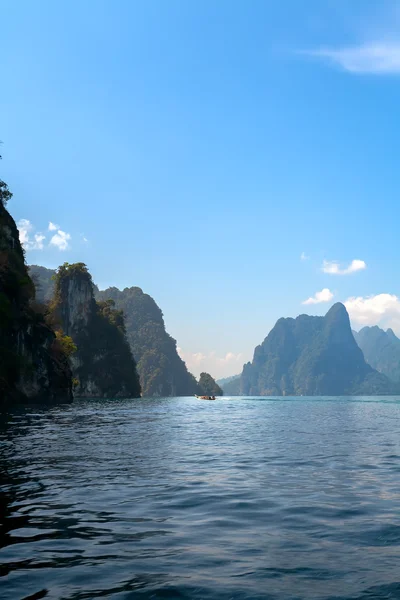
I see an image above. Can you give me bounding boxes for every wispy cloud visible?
[345,293,400,333]
[304,43,400,74]
[18,218,71,251]
[303,288,334,305]
[50,229,71,251]
[177,348,244,379]
[17,219,46,250]
[300,252,309,260]
[322,259,366,275]
[33,234,46,250]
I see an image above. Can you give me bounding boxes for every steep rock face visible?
[57,267,94,337]
[52,264,141,398]
[96,286,199,397]
[354,326,400,383]
[0,202,72,405]
[29,265,201,397]
[29,264,55,303]
[239,303,394,396]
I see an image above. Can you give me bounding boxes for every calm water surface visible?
[1,396,400,600]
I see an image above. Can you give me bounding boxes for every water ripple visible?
[2,396,400,599]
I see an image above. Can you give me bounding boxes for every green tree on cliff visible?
[0,176,72,404]
[51,262,141,398]
[0,179,12,206]
[0,153,12,207]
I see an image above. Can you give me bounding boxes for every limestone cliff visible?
[238,303,395,396]
[52,263,141,398]
[29,266,199,397]
[96,286,199,397]
[0,194,72,405]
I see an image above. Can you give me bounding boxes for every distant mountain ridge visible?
[30,267,396,397]
[29,265,201,397]
[29,264,55,303]
[216,374,240,387]
[96,286,200,397]
[217,374,241,395]
[237,303,394,396]
[354,326,400,383]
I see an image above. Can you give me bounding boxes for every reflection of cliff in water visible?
[0,403,172,599]
[0,408,70,597]
[0,409,46,578]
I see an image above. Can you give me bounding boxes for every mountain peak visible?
[325,302,348,320]
[238,303,392,396]
[324,303,351,337]
[386,328,398,340]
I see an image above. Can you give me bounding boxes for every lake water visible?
[1,396,400,600]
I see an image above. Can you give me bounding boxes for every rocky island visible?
[234,303,395,396]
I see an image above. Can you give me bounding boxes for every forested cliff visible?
[0,179,72,405]
[30,266,201,397]
[51,263,141,398]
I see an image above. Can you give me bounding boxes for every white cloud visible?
[300,252,309,260]
[17,219,33,245]
[48,221,59,231]
[17,219,46,250]
[322,259,366,275]
[49,229,71,251]
[345,294,400,332]
[304,43,400,74]
[32,233,46,250]
[303,288,334,305]
[177,347,244,379]
[17,218,71,251]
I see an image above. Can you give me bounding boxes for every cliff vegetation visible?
[51,263,141,398]
[96,286,199,397]
[0,179,72,405]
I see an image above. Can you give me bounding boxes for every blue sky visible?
[2,0,400,378]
